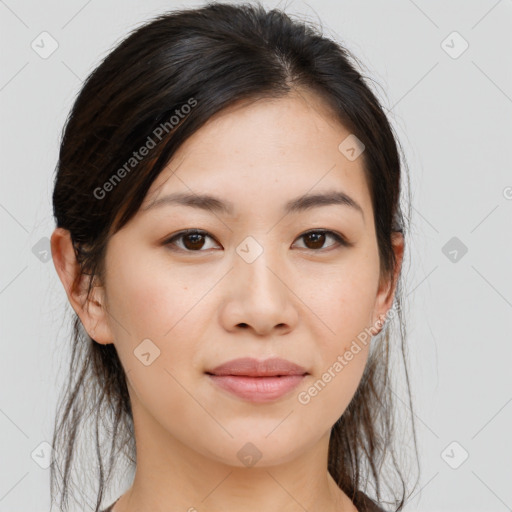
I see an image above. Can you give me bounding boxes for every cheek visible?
[298,256,379,349]
[296,343,369,437]
[293,254,377,418]
[106,267,204,419]
[105,251,195,340]
[105,258,214,388]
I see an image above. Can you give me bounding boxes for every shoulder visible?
[350,490,390,512]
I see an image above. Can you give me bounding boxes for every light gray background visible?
[1,0,511,511]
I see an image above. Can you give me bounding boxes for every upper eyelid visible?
[165,229,349,250]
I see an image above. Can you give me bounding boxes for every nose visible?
[219,246,299,337]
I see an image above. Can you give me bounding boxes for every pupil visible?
[185,233,205,250]
[306,232,325,249]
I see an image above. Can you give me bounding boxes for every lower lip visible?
[207,374,306,403]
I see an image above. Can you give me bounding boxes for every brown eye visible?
[294,230,348,251]
[303,232,326,250]
[164,229,219,252]
[164,228,350,254]
[182,233,207,250]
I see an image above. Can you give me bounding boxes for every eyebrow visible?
[142,190,365,220]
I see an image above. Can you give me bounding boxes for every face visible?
[76,89,398,468]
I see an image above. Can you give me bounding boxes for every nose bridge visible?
[234,235,284,302]
[222,234,297,334]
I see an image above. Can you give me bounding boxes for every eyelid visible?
[163,228,352,253]
[293,229,352,250]
[164,229,220,252]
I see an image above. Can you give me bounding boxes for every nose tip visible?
[220,257,299,337]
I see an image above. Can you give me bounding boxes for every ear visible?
[371,231,404,335]
[50,227,114,345]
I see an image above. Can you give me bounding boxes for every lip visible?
[207,357,308,377]
[206,357,308,403]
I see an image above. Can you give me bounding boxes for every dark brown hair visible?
[50,2,419,510]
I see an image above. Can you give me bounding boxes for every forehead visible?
[142,90,372,220]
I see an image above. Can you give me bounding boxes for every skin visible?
[51,88,403,512]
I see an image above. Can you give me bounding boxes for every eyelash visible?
[163,228,351,254]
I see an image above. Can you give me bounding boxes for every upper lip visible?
[206,357,308,377]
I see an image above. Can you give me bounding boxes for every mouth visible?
[206,356,308,377]
[205,357,309,403]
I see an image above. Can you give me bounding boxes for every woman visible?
[49,2,419,511]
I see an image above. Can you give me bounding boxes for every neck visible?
[113,406,356,512]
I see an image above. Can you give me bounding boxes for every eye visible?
[163,228,351,253]
[292,229,350,251]
[164,229,220,253]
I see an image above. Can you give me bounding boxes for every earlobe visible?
[83,284,114,345]
[50,227,114,345]
[372,232,405,334]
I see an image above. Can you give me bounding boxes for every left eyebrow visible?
[142,190,365,222]
[284,190,364,221]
